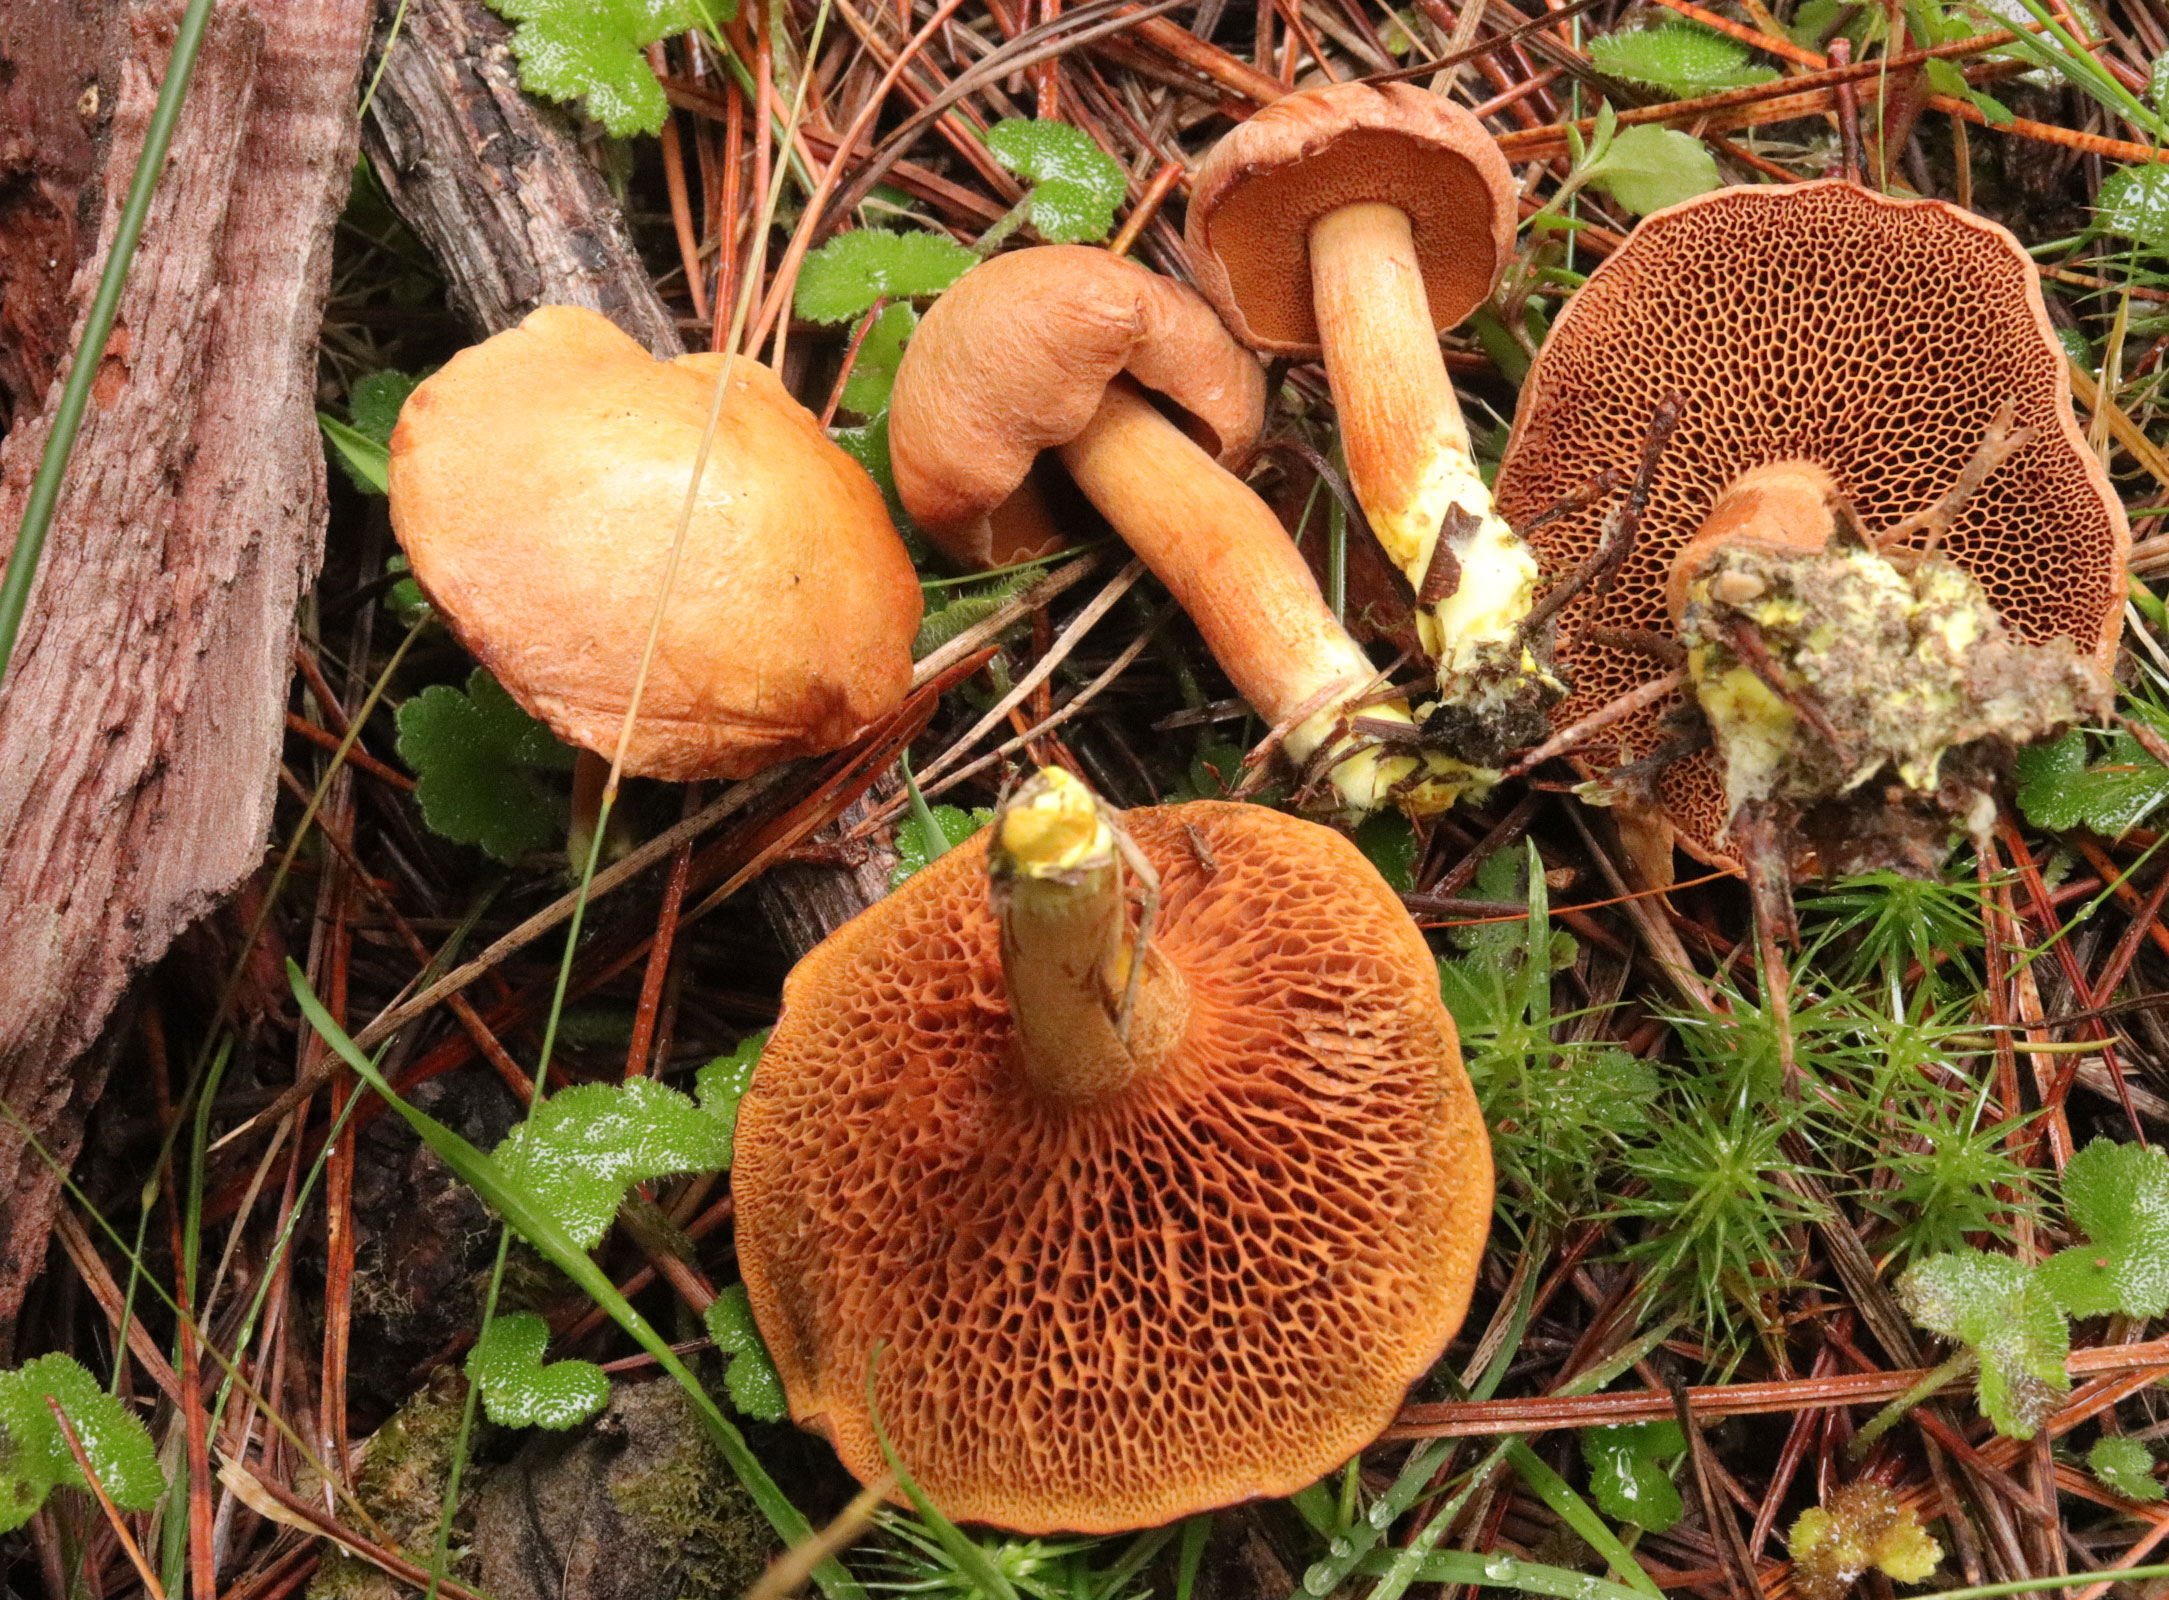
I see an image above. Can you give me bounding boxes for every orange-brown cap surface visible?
[888,246,1266,566]
[1185,83,1517,356]
[389,306,921,781]
[1493,181,2129,866]
[733,800,1491,1534]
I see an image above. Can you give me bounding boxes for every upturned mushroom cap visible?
[389,305,921,781]
[888,246,1266,566]
[733,800,1491,1534]
[1493,181,2129,867]
[1185,83,1517,357]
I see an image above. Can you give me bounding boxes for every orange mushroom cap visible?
[1184,82,1518,357]
[733,799,1491,1534]
[388,305,921,782]
[1493,181,2129,867]
[888,245,1266,567]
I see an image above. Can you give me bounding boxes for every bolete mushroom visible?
[733,766,1491,1534]
[389,305,922,781]
[890,244,1484,816]
[1493,181,2128,879]
[1185,84,1553,751]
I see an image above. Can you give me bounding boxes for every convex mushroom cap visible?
[891,245,1486,817]
[1185,85,1548,762]
[389,305,922,781]
[1494,181,2129,871]
[734,768,1491,1533]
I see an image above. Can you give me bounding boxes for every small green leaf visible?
[466,1312,610,1429]
[695,1030,767,1161]
[840,302,918,417]
[383,555,431,628]
[2150,52,2169,110]
[795,228,976,325]
[484,0,723,137]
[1897,1249,2070,1438]
[1355,811,1420,893]
[2012,718,2169,836]
[0,1355,165,1533]
[984,119,1128,243]
[2100,163,2169,255]
[705,1286,787,1422]
[2090,1434,2165,1502]
[1587,125,1721,216]
[395,668,577,864]
[493,1078,735,1249]
[1580,1421,1684,1532]
[318,413,389,495]
[350,369,423,447]
[913,571,1033,660]
[891,804,993,888]
[2036,1138,2169,1319]
[1588,24,1778,97]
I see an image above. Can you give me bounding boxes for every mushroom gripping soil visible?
[730,781,1492,1534]
[1495,180,2129,877]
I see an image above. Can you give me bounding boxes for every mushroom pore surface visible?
[733,801,1490,1533]
[1185,83,1516,356]
[388,305,921,781]
[1493,182,2128,866]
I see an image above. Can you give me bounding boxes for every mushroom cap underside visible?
[388,305,921,781]
[1493,180,2129,868]
[888,245,1266,565]
[732,799,1492,1534]
[1185,82,1517,356]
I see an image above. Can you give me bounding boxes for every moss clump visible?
[606,1382,773,1600]
[307,1369,478,1600]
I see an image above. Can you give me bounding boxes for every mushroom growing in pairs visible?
[1492,181,2128,884]
[388,305,922,781]
[732,766,1490,1533]
[889,244,1487,817]
[1186,83,1557,759]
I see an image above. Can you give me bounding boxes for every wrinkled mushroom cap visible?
[1494,181,2129,867]
[389,305,921,781]
[1185,82,1517,357]
[888,246,1266,566]
[733,800,1491,1534]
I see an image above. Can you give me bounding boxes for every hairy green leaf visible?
[319,414,390,495]
[467,1311,610,1429]
[893,803,993,887]
[914,571,1032,659]
[2013,718,2169,836]
[484,0,723,136]
[1897,1249,2069,1438]
[705,1286,788,1421]
[0,1354,165,1534]
[1581,1421,1684,1532]
[985,119,1128,242]
[1355,811,1420,893]
[1588,124,1721,216]
[395,668,576,864]
[493,1078,735,1249]
[2100,163,2169,253]
[2037,1137,2169,1319]
[2091,1435,2165,1502]
[694,1030,765,1160]
[1588,24,1777,96]
[795,229,975,324]
[350,369,422,446]
[841,302,918,417]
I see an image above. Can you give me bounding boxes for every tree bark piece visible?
[362,0,892,958]
[0,0,373,1349]
[360,0,683,356]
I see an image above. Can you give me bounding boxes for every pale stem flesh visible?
[990,770,1186,1099]
[1055,377,1486,815]
[1307,202,1545,709]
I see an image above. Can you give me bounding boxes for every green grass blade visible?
[0,0,221,687]
[287,961,865,1600]
[1355,1548,1654,1600]
[864,1346,1022,1600]
[1505,1441,1663,1600]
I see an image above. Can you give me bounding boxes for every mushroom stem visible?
[1055,377,1486,816]
[989,769,1186,1099]
[1307,203,1545,703]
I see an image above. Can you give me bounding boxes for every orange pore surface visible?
[732,801,1491,1534]
[1495,181,2128,864]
